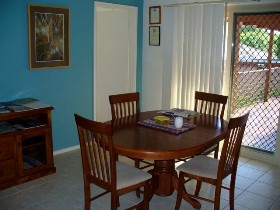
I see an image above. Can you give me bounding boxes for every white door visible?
[94,2,137,122]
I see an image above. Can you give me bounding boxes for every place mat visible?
[137,119,196,135]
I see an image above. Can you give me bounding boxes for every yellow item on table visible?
[154,115,170,125]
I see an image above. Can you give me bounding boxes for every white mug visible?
[174,117,183,128]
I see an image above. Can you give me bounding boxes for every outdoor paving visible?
[233,97,279,153]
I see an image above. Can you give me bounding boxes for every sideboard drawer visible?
[0,159,17,183]
[0,137,15,161]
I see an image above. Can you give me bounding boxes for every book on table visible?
[158,108,201,118]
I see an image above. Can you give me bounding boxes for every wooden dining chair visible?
[174,112,250,210]
[109,92,154,170]
[74,114,152,210]
[194,91,228,119]
[109,92,140,120]
[195,91,228,158]
[176,91,228,163]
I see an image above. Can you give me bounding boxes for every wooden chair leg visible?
[214,144,219,159]
[214,183,222,210]
[111,195,118,210]
[175,173,184,210]
[214,199,221,210]
[117,196,120,207]
[230,172,237,210]
[84,181,91,210]
[135,159,140,168]
[136,189,141,198]
[194,181,202,196]
[135,159,141,198]
[143,181,150,210]
[229,187,235,210]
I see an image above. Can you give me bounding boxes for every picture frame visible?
[28,4,70,69]
[149,26,160,46]
[149,6,161,25]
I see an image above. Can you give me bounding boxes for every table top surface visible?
[109,111,228,160]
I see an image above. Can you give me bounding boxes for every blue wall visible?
[0,0,143,151]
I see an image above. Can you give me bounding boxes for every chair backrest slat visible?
[109,92,140,120]
[194,91,228,118]
[218,112,250,179]
[96,133,106,180]
[75,114,115,188]
[87,131,98,177]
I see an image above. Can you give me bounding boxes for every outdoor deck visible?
[233,96,279,153]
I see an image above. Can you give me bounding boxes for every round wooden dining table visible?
[109,111,228,208]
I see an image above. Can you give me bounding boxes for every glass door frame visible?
[224,3,280,166]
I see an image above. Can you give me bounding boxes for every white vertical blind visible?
[162,3,226,110]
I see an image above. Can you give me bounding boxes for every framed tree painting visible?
[28,4,70,69]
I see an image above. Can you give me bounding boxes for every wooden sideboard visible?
[0,103,56,190]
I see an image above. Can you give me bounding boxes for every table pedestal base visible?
[153,160,176,196]
[150,160,201,209]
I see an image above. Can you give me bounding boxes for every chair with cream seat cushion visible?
[74,113,152,210]
[175,112,249,210]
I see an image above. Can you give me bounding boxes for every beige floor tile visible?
[0,149,278,210]
[235,191,275,210]
[270,198,280,210]
[237,165,267,180]
[246,180,280,200]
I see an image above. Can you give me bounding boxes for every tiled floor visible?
[0,149,280,210]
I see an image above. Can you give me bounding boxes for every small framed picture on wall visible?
[149,6,161,24]
[149,26,160,46]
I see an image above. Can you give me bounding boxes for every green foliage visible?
[239,25,280,59]
[236,94,262,109]
[273,35,280,59]
[236,89,280,109]
[270,89,280,97]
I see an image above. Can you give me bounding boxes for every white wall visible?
[142,0,280,112]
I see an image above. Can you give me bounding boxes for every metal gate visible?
[231,13,280,153]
